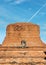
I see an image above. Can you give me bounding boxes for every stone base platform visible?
[0,46,46,65]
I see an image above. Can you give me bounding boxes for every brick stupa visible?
[0,22,46,65]
[2,22,45,47]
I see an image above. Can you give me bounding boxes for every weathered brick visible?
[0,23,46,65]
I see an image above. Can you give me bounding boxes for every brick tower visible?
[2,22,45,47]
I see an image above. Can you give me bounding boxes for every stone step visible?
[0,46,46,51]
[0,58,46,64]
[0,51,46,58]
[0,58,46,63]
[0,63,46,65]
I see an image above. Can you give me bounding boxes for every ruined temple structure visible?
[0,22,46,65]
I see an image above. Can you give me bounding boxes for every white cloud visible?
[41,31,46,34]
[0,21,4,24]
[15,0,26,4]
[0,6,10,19]
[0,5,17,20]
[40,24,46,29]
[28,8,32,10]
[4,0,30,4]
[39,12,46,16]
[0,20,8,28]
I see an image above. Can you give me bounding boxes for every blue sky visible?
[0,0,46,44]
